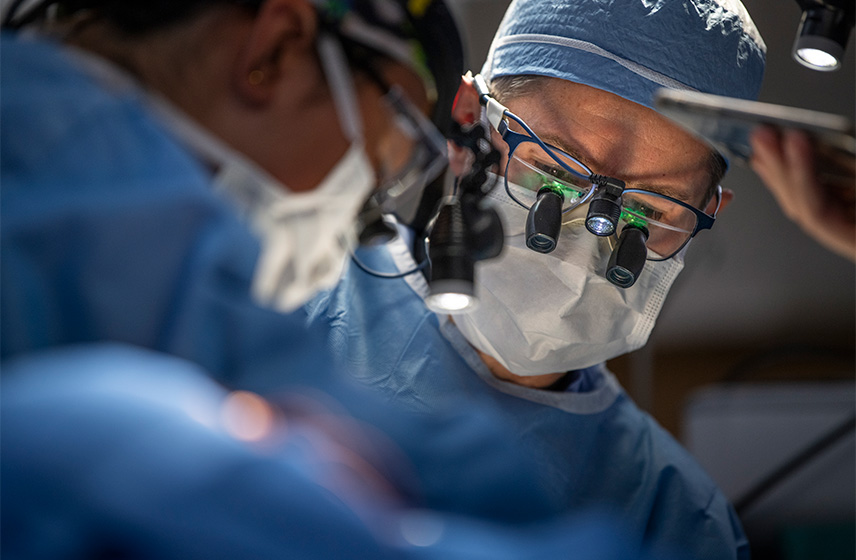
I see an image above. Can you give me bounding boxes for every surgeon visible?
[305,0,766,558]
[0,0,653,557]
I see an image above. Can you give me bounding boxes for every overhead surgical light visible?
[792,0,855,71]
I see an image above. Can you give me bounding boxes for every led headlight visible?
[793,2,854,71]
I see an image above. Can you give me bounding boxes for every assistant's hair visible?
[2,0,262,34]
[5,0,463,137]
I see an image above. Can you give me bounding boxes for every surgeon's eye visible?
[505,140,594,211]
[620,190,702,260]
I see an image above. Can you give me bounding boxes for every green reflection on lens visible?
[541,178,583,200]
[621,209,648,230]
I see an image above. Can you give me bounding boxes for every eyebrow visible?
[628,182,695,205]
[538,132,700,206]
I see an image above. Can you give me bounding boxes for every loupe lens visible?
[606,266,635,288]
[527,233,556,252]
[525,188,563,253]
[606,225,649,288]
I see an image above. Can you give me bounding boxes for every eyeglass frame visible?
[377,86,449,198]
[493,108,721,261]
[342,39,449,207]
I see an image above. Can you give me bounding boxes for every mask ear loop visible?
[318,32,406,287]
[316,33,364,145]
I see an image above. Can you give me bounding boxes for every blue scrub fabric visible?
[305,233,750,560]
[483,0,766,110]
[0,33,652,559]
[2,344,646,560]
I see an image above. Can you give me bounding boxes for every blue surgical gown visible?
[3,343,646,560]
[0,33,653,559]
[305,233,750,560]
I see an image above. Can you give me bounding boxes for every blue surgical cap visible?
[482,0,767,109]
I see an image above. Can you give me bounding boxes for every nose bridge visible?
[561,173,614,218]
[562,193,595,223]
[551,220,614,275]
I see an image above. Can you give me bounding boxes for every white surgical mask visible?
[453,175,685,376]
[137,31,377,313]
[215,143,374,312]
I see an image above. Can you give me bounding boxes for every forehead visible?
[504,78,714,206]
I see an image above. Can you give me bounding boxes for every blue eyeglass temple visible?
[499,113,593,184]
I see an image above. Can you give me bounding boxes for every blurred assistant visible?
[2,343,650,560]
[3,0,452,313]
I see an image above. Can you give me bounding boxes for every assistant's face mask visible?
[215,144,373,312]
[453,174,685,376]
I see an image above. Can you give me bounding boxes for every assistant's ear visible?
[448,74,483,176]
[708,187,734,214]
[233,0,319,106]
